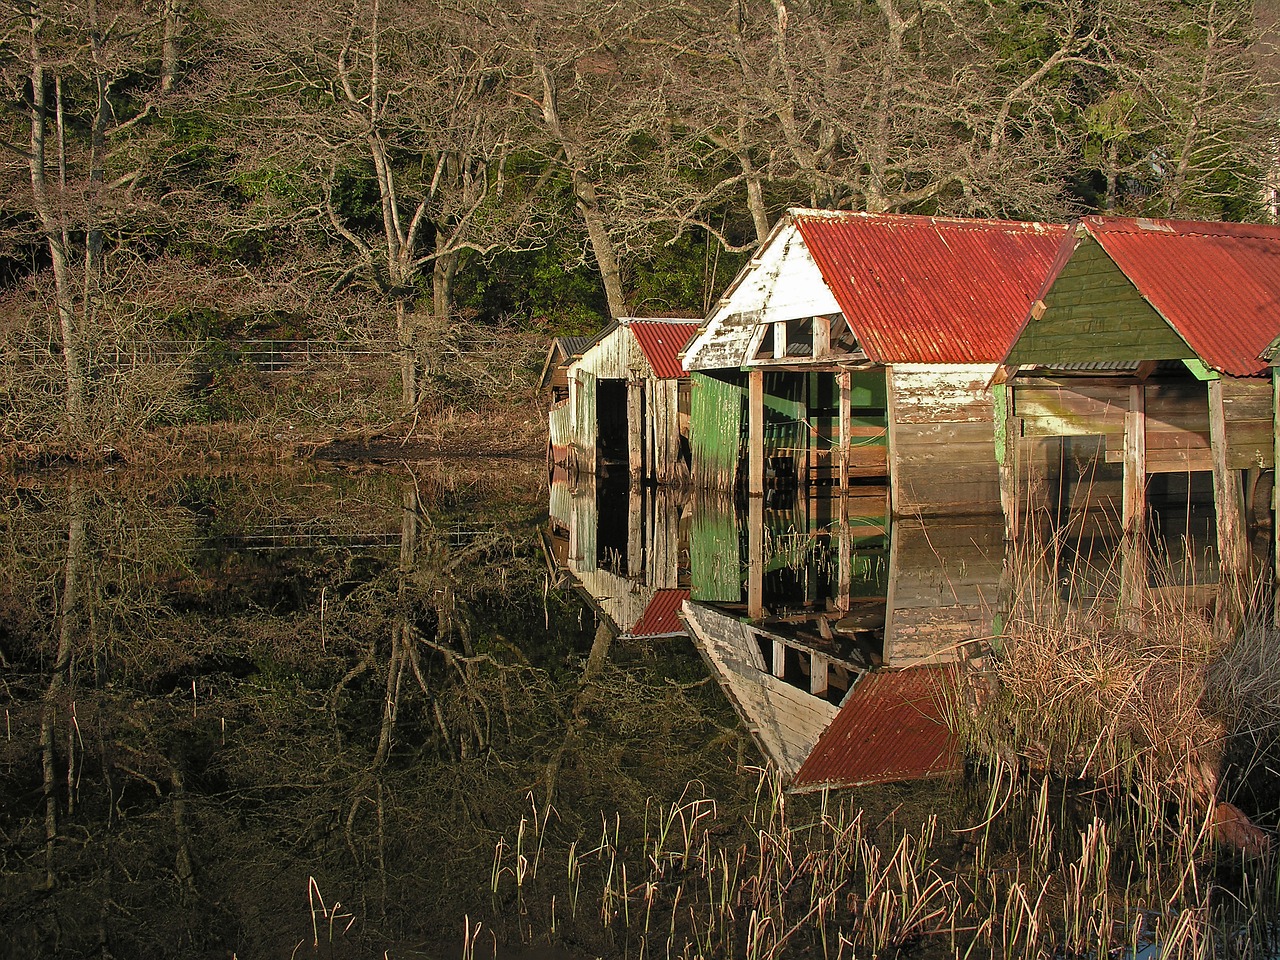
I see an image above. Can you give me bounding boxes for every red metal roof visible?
[793,211,1067,364]
[1079,216,1280,378]
[629,588,691,637]
[629,320,700,379]
[790,664,961,791]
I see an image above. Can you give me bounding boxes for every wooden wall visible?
[683,601,840,778]
[1012,374,1273,475]
[888,364,1003,516]
[884,516,1004,665]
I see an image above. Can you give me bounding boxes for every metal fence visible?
[9,336,514,373]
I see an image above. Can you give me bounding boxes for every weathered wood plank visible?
[1209,378,1249,626]
[1120,384,1147,618]
[749,370,764,497]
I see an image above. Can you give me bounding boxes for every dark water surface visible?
[1,463,767,957]
[2,463,1272,959]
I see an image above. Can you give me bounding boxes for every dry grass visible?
[480,765,1279,960]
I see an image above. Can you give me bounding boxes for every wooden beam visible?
[749,369,764,497]
[628,379,644,481]
[1210,377,1249,628]
[995,382,1020,540]
[886,370,901,516]
[809,655,829,697]
[748,495,765,619]
[772,640,786,678]
[773,321,786,359]
[1120,383,1147,619]
[837,495,851,613]
[813,315,831,360]
[838,370,851,493]
[627,485,643,581]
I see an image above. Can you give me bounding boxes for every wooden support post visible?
[814,316,831,360]
[627,379,644,482]
[995,382,1021,541]
[749,369,764,497]
[810,655,829,697]
[627,485,643,581]
[772,640,786,678]
[1274,367,1279,627]
[748,495,765,619]
[838,371,851,494]
[773,321,787,359]
[1209,378,1248,628]
[808,375,819,495]
[837,496,851,613]
[1120,384,1147,620]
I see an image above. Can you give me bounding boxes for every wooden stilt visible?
[837,494,851,614]
[627,485,643,581]
[627,379,644,481]
[748,495,764,619]
[1120,383,1147,620]
[995,382,1021,541]
[810,656,829,697]
[1274,367,1279,627]
[1209,378,1249,628]
[838,370,851,494]
[749,369,764,497]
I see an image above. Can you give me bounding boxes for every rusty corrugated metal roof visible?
[629,588,691,637]
[793,210,1067,364]
[1080,216,1280,378]
[628,320,700,379]
[790,664,961,791]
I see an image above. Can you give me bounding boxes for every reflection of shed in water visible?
[681,210,1065,515]
[1000,217,1280,609]
[681,602,848,778]
[547,319,699,483]
[545,477,690,638]
[683,508,1001,785]
[791,665,961,792]
[683,601,961,787]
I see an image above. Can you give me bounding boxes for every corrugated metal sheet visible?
[790,664,961,791]
[628,320,700,379]
[793,210,1067,364]
[630,588,691,637]
[1082,216,1280,378]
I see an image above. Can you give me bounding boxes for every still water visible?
[0,462,1270,959]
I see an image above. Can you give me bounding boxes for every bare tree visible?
[0,0,177,433]
[211,0,551,409]
[1092,0,1276,218]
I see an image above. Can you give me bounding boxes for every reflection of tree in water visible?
[0,466,750,957]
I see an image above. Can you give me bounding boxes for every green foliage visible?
[455,240,610,334]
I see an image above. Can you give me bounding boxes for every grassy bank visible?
[1,322,548,471]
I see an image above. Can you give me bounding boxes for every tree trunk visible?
[395,301,418,409]
[28,29,86,428]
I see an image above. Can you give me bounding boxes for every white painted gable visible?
[683,221,842,371]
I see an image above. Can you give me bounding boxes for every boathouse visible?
[680,210,1066,515]
[1000,216,1280,608]
[548,318,699,483]
[539,335,593,403]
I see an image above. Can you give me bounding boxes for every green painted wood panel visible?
[688,496,741,602]
[1007,238,1195,365]
[690,372,745,489]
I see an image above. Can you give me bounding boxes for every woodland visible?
[2,0,1280,457]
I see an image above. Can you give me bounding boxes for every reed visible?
[479,759,1277,959]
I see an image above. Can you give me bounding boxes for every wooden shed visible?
[548,318,699,483]
[681,210,1066,515]
[1000,216,1280,612]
